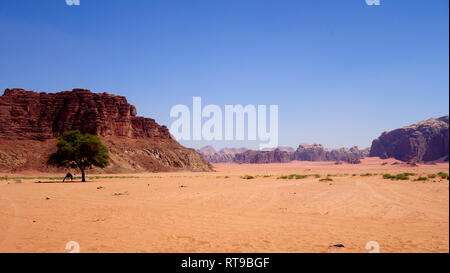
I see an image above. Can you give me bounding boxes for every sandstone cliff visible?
[369,116,449,162]
[234,148,292,164]
[0,88,211,173]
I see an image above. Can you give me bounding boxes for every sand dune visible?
[0,158,448,253]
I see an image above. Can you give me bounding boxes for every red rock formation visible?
[234,148,292,164]
[0,88,170,140]
[0,88,211,172]
[369,116,449,162]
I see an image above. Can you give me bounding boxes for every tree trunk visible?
[80,168,86,182]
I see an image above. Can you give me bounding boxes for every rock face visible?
[234,148,292,164]
[370,116,449,162]
[0,88,169,140]
[0,88,211,173]
[292,144,364,163]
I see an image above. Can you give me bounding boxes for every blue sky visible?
[0,0,448,150]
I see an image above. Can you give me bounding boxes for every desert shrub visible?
[427,174,437,179]
[360,173,373,177]
[278,176,288,179]
[242,175,254,180]
[320,177,333,182]
[437,172,449,180]
[383,173,409,180]
[395,174,410,180]
[415,177,428,181]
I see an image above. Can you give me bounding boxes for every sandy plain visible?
[0,158,448,253]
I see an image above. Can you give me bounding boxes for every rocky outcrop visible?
[0,88,170,140]
[261,146,295,153]
[0,88,211,172]
[234,148,292,164]
[369,116,449,162]
[292,144,364,164]
[360,147,371,158]
[199,144,368,164]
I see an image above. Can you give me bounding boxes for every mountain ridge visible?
[0,88,212,173]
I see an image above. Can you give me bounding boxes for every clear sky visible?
[1,0,448,150]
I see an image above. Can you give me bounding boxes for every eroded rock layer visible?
[0,88,211,173]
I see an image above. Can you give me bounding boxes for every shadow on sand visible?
[35,181,87,184]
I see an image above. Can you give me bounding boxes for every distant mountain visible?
[197,146,248,163]
[234,145,367,164]
[370,116,449,162]
[292,144,365,163]
[199,145,368,164]
[198,116,449,165]
[261,146,295,153]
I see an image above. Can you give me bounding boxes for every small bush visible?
[427,174,437,179]
[383,174,393,179]
[242,175,254,180]
[320,177,333,182]
[279,176,288,179]
[396,174,410,180]
[383,173,410,180]
[437,172,449,180]
[360,173,373,177]
[415,177,428,181]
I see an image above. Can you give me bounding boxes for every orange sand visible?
[0,158,448,253]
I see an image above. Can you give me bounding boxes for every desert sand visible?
[0,158,448,253]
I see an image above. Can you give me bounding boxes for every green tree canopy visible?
[47,130,110,182]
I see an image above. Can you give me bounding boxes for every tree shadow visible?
[34,181,88,184]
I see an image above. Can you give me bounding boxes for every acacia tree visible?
[47,130,110,182]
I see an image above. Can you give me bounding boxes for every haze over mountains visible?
[198,144,370,164]
[198,117,449,164]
